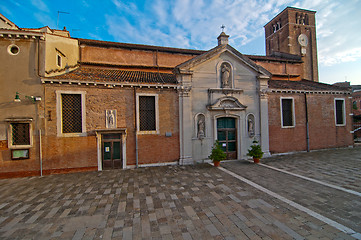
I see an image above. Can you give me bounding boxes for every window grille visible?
[282,99,294,127]
[11,123,30,145]
[139,96,156,131]
[62,94,82,133]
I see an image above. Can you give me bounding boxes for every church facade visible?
[0,7,353,178]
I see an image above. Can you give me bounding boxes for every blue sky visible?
[2,0,361,85]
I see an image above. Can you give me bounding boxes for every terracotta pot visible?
[253,158,260,164]
[213,161,220,167]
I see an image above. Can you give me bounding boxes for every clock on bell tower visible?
[264,7,318,82]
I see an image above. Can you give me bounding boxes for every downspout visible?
[304,93,310,152]
[36,37,43,176]
[39,129,43,176]
[134,87,139,168]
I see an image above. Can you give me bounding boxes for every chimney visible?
[217,32,229,45]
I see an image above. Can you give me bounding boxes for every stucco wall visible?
[44,34,79,77]
[184,51,264,161]
[0,37,44,177]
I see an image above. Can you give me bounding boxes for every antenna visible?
[57,11,70,30]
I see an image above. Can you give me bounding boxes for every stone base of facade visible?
[179,156,193,165]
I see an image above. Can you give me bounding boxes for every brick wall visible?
[43,84,179,171]
[268,92,353,153]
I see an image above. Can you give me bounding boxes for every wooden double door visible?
[217,117,237,160]
[102,133,122,169]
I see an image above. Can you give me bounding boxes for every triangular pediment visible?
[207,96,247,111]
[174,44,271,78]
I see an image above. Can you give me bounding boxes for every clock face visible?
[298,34,308,47]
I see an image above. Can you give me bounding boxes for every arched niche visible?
[246,113,255,138]
[195,113,206,139]
[219,61,233,88]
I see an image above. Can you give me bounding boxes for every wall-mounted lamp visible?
[14,92,42,103]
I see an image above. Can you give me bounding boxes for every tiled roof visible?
[47,67,177,84]
[268,80,352,92]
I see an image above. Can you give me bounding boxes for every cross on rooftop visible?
[221,25,225,32]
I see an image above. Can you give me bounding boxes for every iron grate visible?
[11,123,30,145]
[139,96,156,131]
[62,94,82,133]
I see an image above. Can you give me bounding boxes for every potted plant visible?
[247,140,264,164]
[209,141,227,167]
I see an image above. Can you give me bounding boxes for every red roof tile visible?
[47,67,176,84]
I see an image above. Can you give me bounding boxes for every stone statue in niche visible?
[106,110,116,129]
[221,63,231,88]
[197,114,205,139]
[247,115,255,137]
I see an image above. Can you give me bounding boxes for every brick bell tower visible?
[264,7,318,82]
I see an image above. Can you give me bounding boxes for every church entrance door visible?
[102,133,122,169]
[217,117,237,159]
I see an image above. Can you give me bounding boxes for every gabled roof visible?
[174,44,271,77]
[45,67,177,84]
[0,13,19,30]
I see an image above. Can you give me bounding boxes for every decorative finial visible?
[221,24,225,32]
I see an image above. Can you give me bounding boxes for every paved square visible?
[0,147,360,239]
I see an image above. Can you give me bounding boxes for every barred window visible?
[11,123,30,145]
[335,99,345,126]
[281,98,294,127]
[139,96,156,131]
[62,94,82,133]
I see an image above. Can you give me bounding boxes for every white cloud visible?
[295,0,361,66]
[105,0,361,69]
[106,0,299,50]
[30,0,50,13]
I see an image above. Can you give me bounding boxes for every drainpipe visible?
[134,87,139,168]
[304,93,310,152]
[39,129,43,176]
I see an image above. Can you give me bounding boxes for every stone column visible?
[259,76,270,157]
[178,76,193,165]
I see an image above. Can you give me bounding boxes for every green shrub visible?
[247,140,264,159]
[209,141,227,162]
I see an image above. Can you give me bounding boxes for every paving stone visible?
[0,148,359,239]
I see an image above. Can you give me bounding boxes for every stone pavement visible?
[0,148,360,239]
[261,146,361,193]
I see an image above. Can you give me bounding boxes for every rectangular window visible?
[62,94,82,133]
[11,123,30,145]
[56,91,86,137]
[57,54,62,67]
[335,99,345,126]
[6,119,33,151]
[136,94,159,134]
[281,98,295,127]
[139,96,156,131]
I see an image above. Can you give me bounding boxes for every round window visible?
[8,44,20,55]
